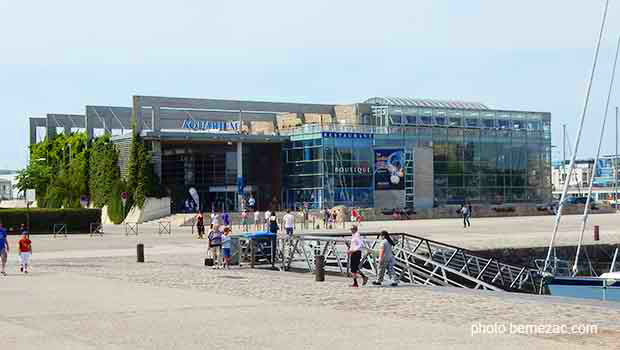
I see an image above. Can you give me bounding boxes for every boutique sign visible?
[334,166,371,174]
[181,118,240,132]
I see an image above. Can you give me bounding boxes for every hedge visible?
[0,208,101,234]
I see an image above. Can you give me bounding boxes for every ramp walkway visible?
[271,233,541,294]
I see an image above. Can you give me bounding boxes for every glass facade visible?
[283,133,374,209]
[283,104,551,209]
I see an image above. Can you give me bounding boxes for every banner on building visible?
[374,149,405,190]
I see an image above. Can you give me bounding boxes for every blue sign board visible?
[321,132,373,139]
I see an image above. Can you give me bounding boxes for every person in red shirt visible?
[18,233,32,274]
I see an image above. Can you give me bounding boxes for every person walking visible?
[373,231,398,287]
[208,225,223,269]
[282,209,295,237]
[248,195,256,211]
[269,211,279,234]
[264,209,271,231]
[196,211,205,239]
[347,225,368,287]
[18,232,32,274]
[0,223,8,276]
[460,204,471,228]
[222,211,231,227]
[323,208,330,229]
[240,209,249,232]
[253,210,261,231]
[210,210,221,230]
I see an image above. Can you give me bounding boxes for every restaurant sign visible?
[181,118,240,131]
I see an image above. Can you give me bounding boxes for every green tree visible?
[88,135,121,207]
[126,119,150,208]
[15,160,52,207]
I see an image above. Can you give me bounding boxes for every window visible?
[482,119,496,128]
[465,118,479,128]
[434,116,447,126]
[449,117,462,127]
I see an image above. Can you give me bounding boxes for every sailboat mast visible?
[543,0,610,274]
[616,106,619,206]
[563,123,566,182]
[573,32,620,276]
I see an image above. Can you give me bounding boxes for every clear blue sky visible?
[1,0,620,169]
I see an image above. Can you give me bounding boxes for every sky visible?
[1,0,620,169]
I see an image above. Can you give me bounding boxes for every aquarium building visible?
[29,95,552,212]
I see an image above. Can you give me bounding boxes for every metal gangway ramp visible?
[273,233,541,294]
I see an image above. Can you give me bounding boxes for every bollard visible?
[594,225,600,241]
[250,240,256,268]
[315,255,325,282]
[137,243,145,263]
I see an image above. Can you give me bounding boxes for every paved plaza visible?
[1,214,619,349]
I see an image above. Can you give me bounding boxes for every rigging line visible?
[573,32,620,276]
[563,131,582,195]
[543,0,610,275]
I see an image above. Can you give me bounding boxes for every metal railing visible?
[280,124,389,136]
[158,221,171,235]
[89,223,104,237]
[53,224,67,238]
[125,222,139,236]
[270,232,541,294]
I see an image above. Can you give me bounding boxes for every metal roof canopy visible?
[364,97,489,110]
[140,130,289,144]
[133,95,337,136]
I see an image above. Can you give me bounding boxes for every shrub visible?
[0,208,101,234]
[107,180,133,224]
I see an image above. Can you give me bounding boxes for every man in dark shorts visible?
[347,225,368,287]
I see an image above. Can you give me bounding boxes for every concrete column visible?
[151,140,162,180]
[237,141,243,211]
[29,119,38,145]
[132,96,143,134]
[152,104,160,133]
[85,107,94,140]
[46,116,57,141]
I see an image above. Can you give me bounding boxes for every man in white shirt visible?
[264,209,271,231]
[282,209,295,237]
[253,210,261,230]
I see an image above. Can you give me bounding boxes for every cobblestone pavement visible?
[31,252,620,349]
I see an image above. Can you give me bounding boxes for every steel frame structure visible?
[270,233,541,294]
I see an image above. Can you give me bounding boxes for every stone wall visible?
[355,204,616,222]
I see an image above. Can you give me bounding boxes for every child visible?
[221,227,232,269]
[18,233,32,274]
